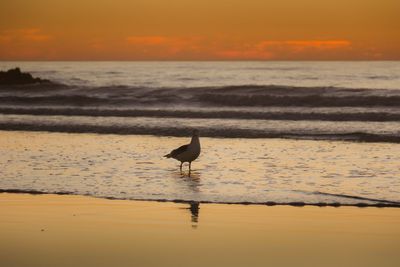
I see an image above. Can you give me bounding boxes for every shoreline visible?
[1,190,400,208]
[1,193,400,267]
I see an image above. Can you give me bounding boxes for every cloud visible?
[0,28,52,43]
[126,36,202,47]
[125,35,204,57]
[257,40,351,51]
[0,32,355,60]
[126,36,171,46]
[0,28,53,60]
[216,40,352,60]
[124,36,353,59]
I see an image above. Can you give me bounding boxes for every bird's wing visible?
[170,144,189,157]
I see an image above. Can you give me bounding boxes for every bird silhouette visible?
[164,129,201,175]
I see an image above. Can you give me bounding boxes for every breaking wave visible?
[0,106,399,121]
[1,84,399,142]
[1,84,400,107]
[0,115,399,142]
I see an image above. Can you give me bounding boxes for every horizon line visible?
[1,59,400,62]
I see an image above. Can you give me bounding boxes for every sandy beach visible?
[1,193,399,267]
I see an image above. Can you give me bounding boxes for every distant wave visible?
[1,84,399,108]
[196,92,400,107]
[0,121,399,143]
[1,84,399,142]
[1,189,399,208]
[0,106,399,122]
[2,94,398,108]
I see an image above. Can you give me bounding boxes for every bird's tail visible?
[164,153,171,158]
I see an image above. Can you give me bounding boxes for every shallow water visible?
[1,131,399,205]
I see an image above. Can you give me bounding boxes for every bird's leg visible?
[188,162,192,176]
[180,162,183,172]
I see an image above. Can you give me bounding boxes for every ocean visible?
[0,61,400,141]
[0,61,399,206]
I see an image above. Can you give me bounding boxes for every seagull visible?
[164,129,201,173]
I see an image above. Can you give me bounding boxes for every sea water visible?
[0,61,399,205]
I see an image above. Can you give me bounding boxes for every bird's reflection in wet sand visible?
[188,201,200,229]
[184,174,201,228]
[173,170,201,228]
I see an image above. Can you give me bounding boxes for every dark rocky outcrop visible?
[0,68,51,85]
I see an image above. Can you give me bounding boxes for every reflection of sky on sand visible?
[0,131,399,205]
[1,193,400,267]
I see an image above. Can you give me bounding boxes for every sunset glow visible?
[0,0,399,60]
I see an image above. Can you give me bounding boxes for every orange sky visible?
[0,0,399,60]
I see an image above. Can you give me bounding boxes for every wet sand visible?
[0,193,399,267]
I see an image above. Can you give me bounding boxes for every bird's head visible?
[192,129,199,137]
